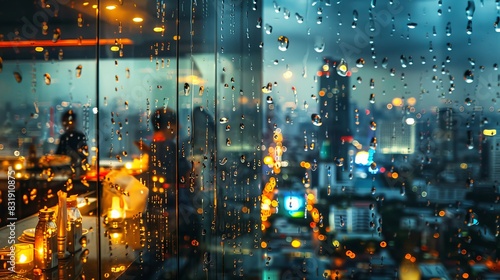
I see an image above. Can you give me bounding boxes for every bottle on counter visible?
[34,209,58,270]
[66,195,83,253]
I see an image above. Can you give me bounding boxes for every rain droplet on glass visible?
[295,13,304,23]
[466,20,473,35]
[464,70,474,83]
[44,73,51,85]
[336,59,348,77]
[311,114,322,126]
[356,58,365,68]
[277,36,289,51]
[264,24,273,34]
[465,0,475,20]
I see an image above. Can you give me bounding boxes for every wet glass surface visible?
[0,0,499,279]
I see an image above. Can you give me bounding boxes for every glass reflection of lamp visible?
[107,196,125,228]
[15,243,34,274]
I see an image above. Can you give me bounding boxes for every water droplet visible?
[262,82,273,93]
[273,1,280,13]
[295,13,304,23]
[264,24,273,34]
[466,20,473,35]
[465,0,475,20]
[311,114,322,126]
[277,36,289,51]
[356,58,365,68]
[52,28,61,42]
[445,22,452,36]
[336,59,348,77]
[219,157,228,165]
[463,70,474,83]
[400,55,408,68]
[13,72,22,83]
[183,83,190,95]
[44,73,51,85]
[314,37,325,53]
[407,22,417,29]
[381,57,388,69]
[369,93,375,103]
[283,8,290,19]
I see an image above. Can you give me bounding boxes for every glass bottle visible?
[34,209,58,270]
[66,196,83,253]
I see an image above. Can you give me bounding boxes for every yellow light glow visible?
[283,70,293,79]
[125,162,133,169]
[92,4,98,9]
[19,254,27,263]
[392,97,403,106]
[261,241,268,248]
[109,209,122,219]
[271,200,278,207]
[173,35,181,40]
[35,47,44,52]
[263,156,274,165]
[110,45,120,52]
[407,97,417,106]
[178,75,204,85]
[153,26,165,32]
[14,163,23,170]
[332,240,340,247]
[483,129,496,136]
[132,17,144,23]
[83,2,89,6]
[106,5,116,10]
[322,64,329,71]
[291,240,301,248]
[460,163,468,169]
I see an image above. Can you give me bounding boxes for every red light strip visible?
[0,38,133,48]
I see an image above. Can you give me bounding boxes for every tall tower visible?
[318,58,352,184]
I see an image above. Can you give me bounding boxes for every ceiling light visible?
[106,5,116,10]
[153,26,164,32]
[132,17,143,23]
[35,47,44,52]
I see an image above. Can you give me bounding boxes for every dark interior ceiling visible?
[0,0,220,60]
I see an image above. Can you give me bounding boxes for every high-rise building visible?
[377,120,416,155]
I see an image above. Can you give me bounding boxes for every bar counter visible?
[0,195,145,280]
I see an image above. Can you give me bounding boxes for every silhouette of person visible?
[144,107,191,186]
[55,109,88,171]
